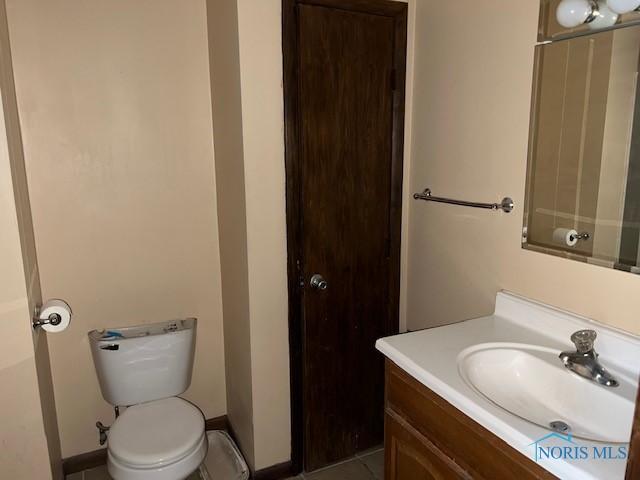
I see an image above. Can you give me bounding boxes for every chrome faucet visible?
[559,330,619,387]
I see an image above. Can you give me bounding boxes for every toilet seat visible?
[107,397,207,480]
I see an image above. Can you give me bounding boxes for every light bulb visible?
[589,1,619,28]
[557,0,597,28]
[606,0,640,13]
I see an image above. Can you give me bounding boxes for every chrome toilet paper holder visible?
[32,308,63,329]
[570,232,591,242]
[32,299,72,330]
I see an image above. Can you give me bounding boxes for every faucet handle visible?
[571,329,597,353]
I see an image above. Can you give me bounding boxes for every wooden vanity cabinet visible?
[384,360,557,480]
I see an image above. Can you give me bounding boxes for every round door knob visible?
[310,274,328,290]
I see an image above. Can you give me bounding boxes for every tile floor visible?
[286,448,384,480]
[65,465,201,480]
[66,448,383,480]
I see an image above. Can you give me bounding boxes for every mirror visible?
[523,24,640,273]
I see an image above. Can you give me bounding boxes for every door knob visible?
[310,274,328,290]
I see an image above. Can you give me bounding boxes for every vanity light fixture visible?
[590,1,620,28]
[607,0,640,13]
[556,0,619,29]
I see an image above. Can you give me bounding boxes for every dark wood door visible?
[283,0,407,472]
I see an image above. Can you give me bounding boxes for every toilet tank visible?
[88,318,196,406]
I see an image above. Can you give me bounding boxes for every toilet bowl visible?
[107,397,207,480]
[89,318,205,480]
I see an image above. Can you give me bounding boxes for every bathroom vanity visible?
[377,293,640,480]
[384,361,554,479]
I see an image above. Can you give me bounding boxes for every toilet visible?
[88,318,207,480]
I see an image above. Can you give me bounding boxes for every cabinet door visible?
[385,411,471,480]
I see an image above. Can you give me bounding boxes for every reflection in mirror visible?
[524,25,640,273]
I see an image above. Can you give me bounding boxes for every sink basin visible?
[457,343,634,443]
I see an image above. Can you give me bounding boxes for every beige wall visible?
[0,8,62,468]
[236,0,291,470]
[207,0,291,470]
[0,0,60,476]
[206,0,256,468]
[0,63,54,480]
[6,0,226,458]
[406,0,640,336]
[398,0,416,333]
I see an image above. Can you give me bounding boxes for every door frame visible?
[282,0,408,472]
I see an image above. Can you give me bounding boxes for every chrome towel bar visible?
[413,188,514,213]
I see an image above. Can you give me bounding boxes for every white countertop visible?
[376,292,640,480]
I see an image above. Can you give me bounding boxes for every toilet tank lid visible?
[88,318,196,343]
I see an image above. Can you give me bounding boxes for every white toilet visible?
[89,318,207,480]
